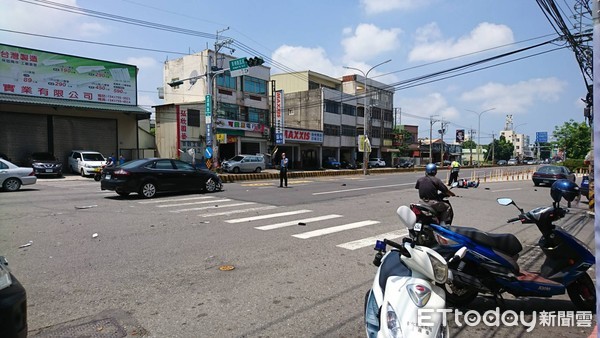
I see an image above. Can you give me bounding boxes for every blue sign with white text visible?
[536,132,548,143]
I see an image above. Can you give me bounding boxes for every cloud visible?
[271,45,343,76]
[361,0,432,15]
[341,24,401,62]
[460,78,565,113]
[400,92,460,121]
[0,0,109,39]
[124,56,159,69]
[409,22,514,62]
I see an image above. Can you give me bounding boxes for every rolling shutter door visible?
[0,112,47,164]
[53,116,117,165]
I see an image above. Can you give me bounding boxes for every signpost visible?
[229,58,249,78]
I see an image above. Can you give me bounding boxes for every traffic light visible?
[247,57,264,67]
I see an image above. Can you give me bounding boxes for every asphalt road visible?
[0,170,595,337]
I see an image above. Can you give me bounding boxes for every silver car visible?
[222,155,266,173]
[0,158,37,191]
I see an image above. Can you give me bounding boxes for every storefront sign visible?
[0,43,137,105]
[275,90,285,144]
[215,118,265,133]
[205,95,212,146]
[283,128,323,143]
[178,107,188,140]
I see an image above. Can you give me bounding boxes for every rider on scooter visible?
[415,163,456,225]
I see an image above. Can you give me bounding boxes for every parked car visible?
[396,159,414,168]
[68,150,106,177]
[340,160,357,169]
[507,158,518,165]
[0,256,27,338]
[532,165,576,186]
[322,157,341,169]
[28,152,63,177]
[0,158,37,192]
[221,154,265,173]
[368,158,386,168]
[101,158,222,198]
[496,160,507,166]
[580,174,590,201]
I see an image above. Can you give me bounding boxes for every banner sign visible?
[215,119,265,133]
[456,129,465,143]
[275,90,285,144]
[283,128,323,143]
[0,44,137,105]
[205,95,212,146]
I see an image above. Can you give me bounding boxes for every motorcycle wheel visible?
[567,273,596,313]
[440,283,478,307]
[94,174,101,181]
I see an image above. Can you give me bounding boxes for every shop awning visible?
[0,93,151,117]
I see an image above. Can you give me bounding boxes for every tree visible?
[490,135,514,161]
[462,139,477,150]
[552,119,591,159]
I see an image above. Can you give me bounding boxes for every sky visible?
[0,0,592,146]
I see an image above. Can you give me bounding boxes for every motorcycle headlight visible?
[0,259,13,291]
[386,302,404,338]
[428,252,448,284]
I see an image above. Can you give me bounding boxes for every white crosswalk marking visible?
[225,209,312,223]
[138,196,214,204]
[255,214,343,231]
[336,230,408,250]
[201,206,278,217]
[170,202,257,213]
[292,220,379,239]
[157,199,232,208]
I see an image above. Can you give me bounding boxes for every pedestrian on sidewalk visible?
[279,153,288,187]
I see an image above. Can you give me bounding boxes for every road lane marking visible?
[336,229,408,250]
[157,199,231,208]
[226,209,312,223]
[491,188,522,192]
[292,220,380,239]
[200,206,277,217]
[312,183,413,195]
[170,202,256,213]
[138,196,214,204]
[255,214,343,231]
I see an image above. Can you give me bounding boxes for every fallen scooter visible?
[365,217,466,338]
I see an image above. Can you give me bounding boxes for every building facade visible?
[156,50,271,166]
[500,130,533,160]
[0,43,151,167]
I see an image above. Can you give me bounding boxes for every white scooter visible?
[364,206,465,338]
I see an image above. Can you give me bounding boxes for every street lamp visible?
[344,59,392,175]
[466,108,495,166]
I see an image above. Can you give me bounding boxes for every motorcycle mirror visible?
[455,247,467,259]
[497,198,513,206]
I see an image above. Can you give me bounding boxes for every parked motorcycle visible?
[407,179,596,311]
[364,221,466,338]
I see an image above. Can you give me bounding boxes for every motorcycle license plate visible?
[105,174,111,180]
[414,223,422,231]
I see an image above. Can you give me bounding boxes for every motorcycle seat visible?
[451,226,523,256]
[379,251,412,295]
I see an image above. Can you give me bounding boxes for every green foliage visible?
[394,129,413,156]
[462,139,477,150]
[562,158,586,172]
[552,119,591,159]
[489,135,514,161]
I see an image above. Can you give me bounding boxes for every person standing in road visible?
[119,154,126,165]
[279,153,288,188]
[448,159,460,185]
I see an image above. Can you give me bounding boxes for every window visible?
[372,128,381,138]
[217,103,239,120]
[357,106,364,117]
[342,104,356,116]
[187,109,200,127]
[243,76,267,95]
[324,100,340,114]
[383,109,393,122]
[324,124,340,136]
[371,107,382,120]
[216,72,236,90]
[247,107,269,124]
[154,160,174,169]
[342,125,356,137]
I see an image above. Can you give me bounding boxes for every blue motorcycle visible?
[408,180,596,311]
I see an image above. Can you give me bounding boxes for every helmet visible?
[550,179,580,203]
[425,163,437,176]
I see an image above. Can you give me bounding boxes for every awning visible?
[0,93,151,117]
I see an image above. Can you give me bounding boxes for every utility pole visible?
[491,133,495,164]
[439,119,448,164]
[428,115,438,164]
[469,128,476,166]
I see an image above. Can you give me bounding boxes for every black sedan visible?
[101,158,223,198]
[532,165,575,186]
[28,152,63,177]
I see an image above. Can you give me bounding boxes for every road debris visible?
[75,205,98,209]
[92,233,99,238]
[19,241,33,248]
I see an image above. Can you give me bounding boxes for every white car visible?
[0,158,37,191]
[68,150,106,176]
[368,157,386,167]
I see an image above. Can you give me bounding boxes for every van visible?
[368,157,386,167]
[68,150,106,176]
[221,155,265,173]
